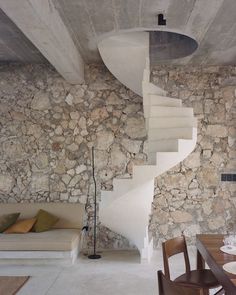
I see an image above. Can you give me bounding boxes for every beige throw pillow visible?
[4,218,37,234]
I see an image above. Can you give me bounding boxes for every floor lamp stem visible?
[88,147,101,259]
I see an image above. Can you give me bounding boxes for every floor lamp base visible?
[88,254,102,259]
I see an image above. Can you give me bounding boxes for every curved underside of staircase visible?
[98,31,197,262]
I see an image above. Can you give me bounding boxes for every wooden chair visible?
[214,289,225,295]
[162,235,221,295]
[158,270,204,295]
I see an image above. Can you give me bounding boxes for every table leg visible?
[197,249,205,270]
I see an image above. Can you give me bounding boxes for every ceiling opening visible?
[149,31,198,65]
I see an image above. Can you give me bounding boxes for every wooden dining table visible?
[196,234,236,295]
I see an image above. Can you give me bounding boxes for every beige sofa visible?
[0,203,85,264]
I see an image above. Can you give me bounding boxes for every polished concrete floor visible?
[0,248,219,295]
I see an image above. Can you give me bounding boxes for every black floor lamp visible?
[88,147,101,260]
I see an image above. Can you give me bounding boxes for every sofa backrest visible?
[0,203,85,229]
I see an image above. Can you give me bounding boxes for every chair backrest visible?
[162,235,191,279]
[157,270,202,295]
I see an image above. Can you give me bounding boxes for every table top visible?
[196,234,236,294]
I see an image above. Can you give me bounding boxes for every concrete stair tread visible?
[144,94,182,107]
[148,127,193,140]
[149,105,193,117]
[147,139,179,152]
[146,117,197,128]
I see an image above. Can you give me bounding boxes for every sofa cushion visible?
[0,229,81,251]
[0,213,20,233]
[0,203,84,230]
[4,218,36,234]
[33,209,59,232]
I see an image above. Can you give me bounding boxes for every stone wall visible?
[150,66,236,247]
[0,63,146,249]
[0,63,235,250]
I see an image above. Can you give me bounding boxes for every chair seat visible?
[174,269,219,289]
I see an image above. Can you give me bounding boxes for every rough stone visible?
[202,200,212,215]
[162,174,187,190]
[65,93,74,105]
[94,150,109,169]
[124,117,146,139]
[69,120,77,129]
[31,91,51,110]
[2,139,24,160]
[0,174,15,193]
[183,152,200,169]
[155,210,169,225]
[70,111,80,120]
[69,175,80,187]
[210,152,225,167]
[78,117,87,129]
[159,224,169,236]
[202,149,212,159]
[121,138,142,154]
[123,104,141,114]
[208,216,225,230]
[67,143,79,152]
[51,181,66,192]
[67,169,75,176]
[55,126,63,135]
[52,142,62,151]
[54,161,66,175]
[100,169,114,181]
[228,136,236,147]
[76,165,87,174]
[206,125,228,137]
[79,195,87,204]
[61,174,71,185]
[96,130,114,150]
[65,159,77,170]
[26,124,42,139]
[110,145,127,169]
[60,192,69,201]
[10,111,26,121]
[106,92,123,105]
[35,153,48,170]
[197,168,219,188]
[171,211,193,223]
[183,224,200,237]
[91,107,109,121]
[31,174,49,192]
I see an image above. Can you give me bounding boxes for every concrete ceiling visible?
[0,9,45,63]
[0,0,236,65]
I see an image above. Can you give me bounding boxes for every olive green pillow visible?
[33,209,59,233]
[0,213,20,233]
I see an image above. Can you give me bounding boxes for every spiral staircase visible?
[98,32,197,262]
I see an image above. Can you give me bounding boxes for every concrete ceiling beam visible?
[0,0,84,84]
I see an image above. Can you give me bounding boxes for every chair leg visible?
[214,288,225,295]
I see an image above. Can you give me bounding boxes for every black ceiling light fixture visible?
[157,13,166,26]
